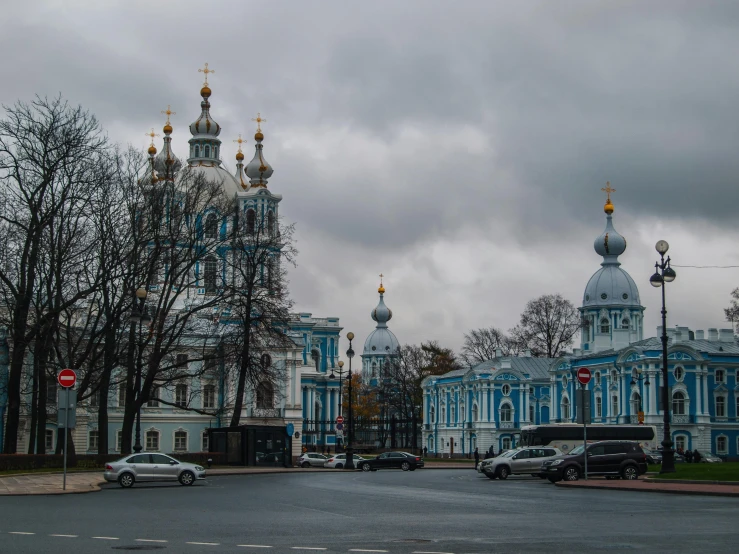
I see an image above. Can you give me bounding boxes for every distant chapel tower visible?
[361,276,400,387]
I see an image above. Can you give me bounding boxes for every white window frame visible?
[118,384,126,407]
[203,383,216,409]
[175,383,188,408]
[145,429,160,452]
[501,384,511,396]
[88,429,99,451]
[499,401,514,423]
[202,431,209,452]
[147,387,160,408]
[116,429,123,452]
[673,391,686,415]
[715,394,727,418]
[674,434,688,452]
[595,395,603,418]
[173,429,188,452]
[45,429,55,452]
[674,366,684,381]
[716,435,728,455]
[715,369,725,384]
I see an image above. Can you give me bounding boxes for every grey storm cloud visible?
[3,0,739,352]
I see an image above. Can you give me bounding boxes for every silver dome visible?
[363,327,400,355]
[582,265,641,308]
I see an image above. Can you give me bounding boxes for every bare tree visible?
[725,288,739,333]
[460,327,515,367]
[509,293,581,358]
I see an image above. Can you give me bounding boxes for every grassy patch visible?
[650,462,739,481]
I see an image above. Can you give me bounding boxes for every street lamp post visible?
[649,239,677,474]
[344,332,355,470]
[129,287,151,454]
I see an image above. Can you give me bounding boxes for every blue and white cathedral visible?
[422,189,739,460]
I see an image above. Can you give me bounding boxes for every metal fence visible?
[301,416,421,453]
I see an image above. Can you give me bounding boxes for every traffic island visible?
[555,477,739,497]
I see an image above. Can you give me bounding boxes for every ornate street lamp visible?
[129,286,151,453]
[344,332,355,470]
[649,239,677,473]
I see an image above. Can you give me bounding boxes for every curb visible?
[645,477,739,486]
[554,481,739,498]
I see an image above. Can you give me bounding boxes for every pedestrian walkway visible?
[555,477,739,497]
[0,461,472,496]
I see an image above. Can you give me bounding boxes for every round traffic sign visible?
[576,367,592,386]
[336,415,344,424]
[58,369,77,388]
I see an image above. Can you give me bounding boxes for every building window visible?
[500,402,513,422]
[116,430,123,452]
[675,435,687,452]
[174,430,187,452]
[145,430,160,451]
[611,369,618,382]
[267,211,275,236]
[716,395,726,417]
[147,387,160,408]
[203,384,216,409]
[175,384,188,408]
[204,256,217,293]
[562,375,568,388]
[451,406,456,423]
[501,437,511,451]
[561,397,570,420]
[118,383,126,407]
[88,430,99,451]
[611,395,618,415]
[529,404,535,422]
[622,319,630,330]
[595,396,603,418]
[673,391,686,415]
[246,209,256,234]
[214,146,219,159]
[176,353,189,368]
[205,213,218,239]
[674,367,684,381]
[256,381,274,409]
[716,436,728,454]
[89,390,99,408]
[502,384,511,396]
[45,429,54,452]
[194,145,200,158]
[205,145,211,158]
[430,405,435,424]
[595,371,601,383]
[715,369,725,384]
[46,380,57,406]
[600,318,610,334]
[202,431,209,452]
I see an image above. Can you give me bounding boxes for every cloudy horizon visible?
[3,0,739,357]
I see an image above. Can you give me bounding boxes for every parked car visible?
[701,453,724,463]
[104,453,206,488]
[298,453,329,468]
[480,447,563,480]
[643,448,662,464]
[357,451,424,472]
[324,453,366,469]
[541,440,647,483]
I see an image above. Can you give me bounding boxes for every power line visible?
[672,265,739,269]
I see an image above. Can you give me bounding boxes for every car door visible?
[510,449,530,473]
[586,445,607,473]
[128,454,154,480]
[151,454,179,480]
[604,444,628,473]
[375,452,391,468]
[389,452,406,468]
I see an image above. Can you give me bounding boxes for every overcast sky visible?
[4,0,739,356]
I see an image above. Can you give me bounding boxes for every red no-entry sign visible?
[57,369,77,388]
[336,416,344,424]
[576,367,592,386]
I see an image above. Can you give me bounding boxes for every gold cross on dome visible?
[161,105,176,124]
[198,62,215,85]
[233,134,246,152]
[145,128,160,146]
[252,112,266,132]
[602,181,616,202]
[379,273,384,285]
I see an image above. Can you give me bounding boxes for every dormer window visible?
[622,318,630,330]
[715,369,725,384]
[205,145,211,158]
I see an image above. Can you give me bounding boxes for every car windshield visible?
[500,449,519,458]
[569,445,585,455]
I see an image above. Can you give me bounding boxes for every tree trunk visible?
[120,323,137,455]
[97,359,112,456]
[230,339,251,427]
[27,357,38,454]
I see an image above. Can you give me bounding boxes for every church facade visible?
[422,192,739,460]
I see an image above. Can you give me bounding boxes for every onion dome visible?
[593,182,626,264]
[371,277,392,327]
[245,113,274,187]
[233,134,247,190]
[364,278,399,355]
[154,106,182,179]
[188,96,221,138]
[187,64,223,166]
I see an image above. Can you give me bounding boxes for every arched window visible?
[674,435,687,452]
[174,430,188,451]
[594,371,601,382]
[246,209,256,234]
[622,319,630,330]
[611,369,618,382]
[214,146,219,159]
[472,403,478,422]
[372,362,377,377]
[145,429,160,451]
[630,391,641,414]
[205,145,211,158]
[561,397,570,420]
[716,436,728,454]
[672,391,686,415]
[256,382,274,409]
[451,406,456,423]
[500,402,513,422]
[600,318,610,334]
[194,145,200,158]
[430,405,435,424]
[204,256,217,293]
[595,396,603,417]
[205,213,218,239]
[501,437,511,451]
[267,211,275,236]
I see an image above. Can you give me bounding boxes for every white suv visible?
[480,447,562,480]
[298,453,328,468]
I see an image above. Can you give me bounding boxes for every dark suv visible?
[541,441,647,482]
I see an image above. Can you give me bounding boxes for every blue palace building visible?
[422,193,739,460]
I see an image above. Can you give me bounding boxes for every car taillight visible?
[105,464,113,470]
[415,457,421,461]
[328,458,335,462]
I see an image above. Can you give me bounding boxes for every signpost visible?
[57,370,76,491]
[336,416,344,424]
[576,367,591,480]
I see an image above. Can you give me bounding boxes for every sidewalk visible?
[0,462,471,496]
[555,477,739,497]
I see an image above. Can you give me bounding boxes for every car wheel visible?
[118,473,135,488]
[621,465,639,480]
[335,463,343,469]
[401,462,410,471]
[564,467,579,481]
[179,471,195,486]
[362,462,372,472]
[301,462,310,468]
[497,466,509,480]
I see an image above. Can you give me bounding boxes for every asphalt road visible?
[0,469,737,553]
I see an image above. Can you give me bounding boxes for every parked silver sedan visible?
[104,453,206,488]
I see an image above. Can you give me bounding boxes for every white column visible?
[620,374,626,421]
[648,369,657,415]
[695,368,702,415]
[702,372,709,415]
[552,378,559,421]
[481,386,487,422]
[518,385,525,424]
[524,386,530,423]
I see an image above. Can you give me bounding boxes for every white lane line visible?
[412,551,455,554]
[136,539,168,543]
[290,549,327,551]
[186,542,220,546]
[237,546,273,549]
[9,532,35,535]
[50,534,78,538]
[92,537,120,540]
[349,550,389,553]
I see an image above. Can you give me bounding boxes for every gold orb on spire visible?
[252,112,266,141]
[198,63,214,98]
[145,128,159,156]
[234,134,246,161]
[378,273,385,294]
[602,181,616,214]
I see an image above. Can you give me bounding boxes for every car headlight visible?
[550,460,563,466]
[195,466,204,471]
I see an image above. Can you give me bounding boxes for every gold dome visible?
[378,284,385,294]
[163,123,173,134]
[254,131,264,141]
[236,151,245,161]
[147,144,157,155]
[604,200,614,214]
[200,85,212,98]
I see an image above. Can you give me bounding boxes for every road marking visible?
[290,549,327,551]
[349,550,389,553]
[136,539,168,543]
[92,537,120,540]
[50,534,78,538]
[237,546,273,549]
[412,551,455,554]
[9,532,35,535]
[187,542,220,546]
